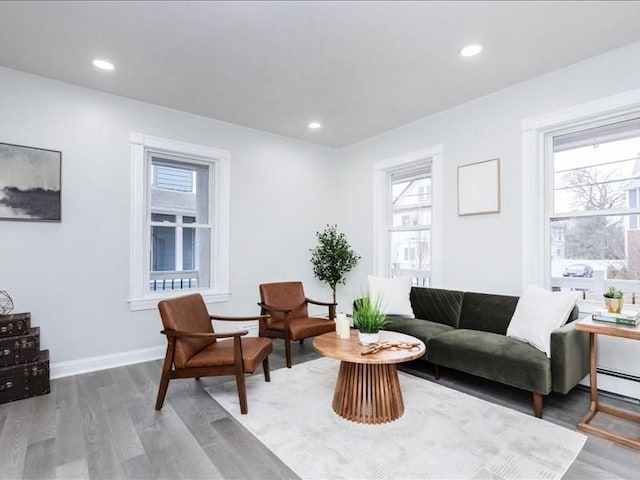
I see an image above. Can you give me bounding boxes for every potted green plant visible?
[310,224,360,304]
[604,285,624,314]
[353,294,388,345]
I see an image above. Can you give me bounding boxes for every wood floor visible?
[1,340,639,479]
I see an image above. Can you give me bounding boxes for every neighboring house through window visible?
[390,169,432,285]
[373,146,443,287]
[129,133,230,311]
[149,161,203,290]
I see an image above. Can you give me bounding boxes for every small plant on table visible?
[603,286,624,314]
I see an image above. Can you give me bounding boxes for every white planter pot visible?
[358,331,379,345]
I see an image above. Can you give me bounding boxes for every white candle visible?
[336,313,349,339]
[343,320,351,339]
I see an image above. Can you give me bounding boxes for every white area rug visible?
[206,358,586,480]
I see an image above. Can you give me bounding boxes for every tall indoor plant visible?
[310,224,360,304]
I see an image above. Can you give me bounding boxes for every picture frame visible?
[457,158,500,216]
[0,142,61,222]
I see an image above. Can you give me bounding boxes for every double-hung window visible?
[373,146,442,286]
[129,133,230,311]
[550,117,640,304]
[389,168,432,285]
[149,160,208,291]
[522,91,640,310]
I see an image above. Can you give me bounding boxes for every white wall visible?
[3,40,640,393]
[336,41,640,398]
[337,41,640,298]
[0,66,339,374]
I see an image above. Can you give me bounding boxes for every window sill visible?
[128,290,231,311]
[578,299,640,315]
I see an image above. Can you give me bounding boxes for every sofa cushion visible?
[458,292,519,335]
[410,287,464,328]
[384,315,454,347]
[368,275,414,317]
[427,329,552,394]
[506,285,579,358]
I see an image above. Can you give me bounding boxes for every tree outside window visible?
[551,119,640,301]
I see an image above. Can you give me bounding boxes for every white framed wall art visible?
[457,157,500,216]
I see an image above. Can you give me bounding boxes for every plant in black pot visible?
[353,294,388,345]
[603,285,624,314]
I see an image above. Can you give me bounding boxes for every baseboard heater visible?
[574,368,640,405]
[597,367,640,383]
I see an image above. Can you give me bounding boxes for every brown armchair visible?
[156,293,273,414]
[258,281,336,368]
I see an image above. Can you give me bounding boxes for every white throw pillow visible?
[506,285,578,358]
[367,275,414,317]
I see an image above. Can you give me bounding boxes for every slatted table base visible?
[332,361,403,424]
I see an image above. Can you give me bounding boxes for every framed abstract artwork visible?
[0,142,61,221]
[457,158,500,216]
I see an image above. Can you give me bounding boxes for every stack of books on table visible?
[591,309,639,326]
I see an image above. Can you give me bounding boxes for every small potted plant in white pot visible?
[604,285,624,314]
[353,294,388,345]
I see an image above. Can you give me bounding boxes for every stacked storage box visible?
[0,312,50,404]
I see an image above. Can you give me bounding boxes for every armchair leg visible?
[155,374,170,410]
[285,339,292,368]
[156,370,172,411]
[236,371,248,414]
[299,339,304,345]
[434,365,440,380]
[155,345,174,411]
[263,356,271,382]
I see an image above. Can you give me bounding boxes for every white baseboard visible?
[50,345,165,379]
[49,329,260,380]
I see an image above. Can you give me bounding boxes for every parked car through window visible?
[562,264,593,278]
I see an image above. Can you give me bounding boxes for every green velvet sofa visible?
[383,287,590,418]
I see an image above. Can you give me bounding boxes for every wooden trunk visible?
[0,350,50,404]
[0,312,31,338]
[0,327,40,367]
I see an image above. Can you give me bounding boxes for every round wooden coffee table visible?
[312,330,425,424]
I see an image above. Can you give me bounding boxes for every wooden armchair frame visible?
[258,297,336,368]
[156,313,271,414]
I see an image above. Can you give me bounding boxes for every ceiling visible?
[1,1,640,148]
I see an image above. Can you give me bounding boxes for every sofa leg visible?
[533,392,543,418]
[434,365,440,380]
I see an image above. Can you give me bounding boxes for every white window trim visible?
[521,88,640,308]
[129,132,231,311]
[372,145,443,285]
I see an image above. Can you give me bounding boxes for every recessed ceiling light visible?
[92,59,115,71]
[308,122,321,129]
[459,44,483,57]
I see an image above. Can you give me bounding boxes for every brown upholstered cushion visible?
[185,337,273,372]
[266,316,335,340]
[158,293,215,368]
[259,282,309,324]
